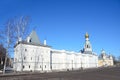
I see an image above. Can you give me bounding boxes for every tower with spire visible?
[84,32,92,54]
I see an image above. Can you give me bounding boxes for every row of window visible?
[23,56,42,60]
[16,48,49,53]
[23,65,47,69]
[15,57,32,61]
[24,48,49,53]
[24,57,32,60]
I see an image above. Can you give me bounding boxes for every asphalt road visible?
[0,67,120,80]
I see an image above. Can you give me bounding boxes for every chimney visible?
[27,37,30,43]
[18,37,22,42]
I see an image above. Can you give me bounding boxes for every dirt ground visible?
[0,66,120,80]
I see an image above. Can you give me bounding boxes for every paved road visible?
[0,67,120,80]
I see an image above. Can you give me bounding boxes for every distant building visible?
[98,49,114,67]
[14,31,98,72]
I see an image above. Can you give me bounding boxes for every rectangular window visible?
[25,49,27,51]
[38,56,39,60]
[24,57,26,60]
[15,58,17,61]
[23,65,25,69]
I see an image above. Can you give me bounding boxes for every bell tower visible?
[84,32,92,53]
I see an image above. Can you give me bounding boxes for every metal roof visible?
[28,30,40,44]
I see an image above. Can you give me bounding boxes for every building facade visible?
[98,49,114,67]
[14,31,98,72]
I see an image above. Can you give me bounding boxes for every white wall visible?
[14,44,98,72]
[14,43,51,72]
[51,50,67,70]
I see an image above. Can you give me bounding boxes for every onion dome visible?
[85,32,89,38]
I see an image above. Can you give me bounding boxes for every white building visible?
[98,49,114,67]
[14,31,98,72]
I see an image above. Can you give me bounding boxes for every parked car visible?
[1,66,14,73]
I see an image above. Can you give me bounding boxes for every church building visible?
[14,31,98,72]
[98,49,114,67]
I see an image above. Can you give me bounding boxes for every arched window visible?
[87,45,89,48]
[29,39,31,42]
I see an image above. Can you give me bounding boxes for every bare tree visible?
[0,44,6,69]
[2,20,14,74]
[14,16,30,41]
[0,16,30,74]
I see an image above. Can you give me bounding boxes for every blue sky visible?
[0,0,120,58]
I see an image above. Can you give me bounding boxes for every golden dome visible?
[85,32,89,38]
